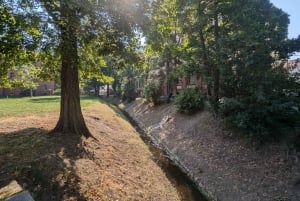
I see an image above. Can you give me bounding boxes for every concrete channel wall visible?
[123,99,300,201]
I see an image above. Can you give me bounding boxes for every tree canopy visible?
[1,0,149,136]
[145,0,300,142]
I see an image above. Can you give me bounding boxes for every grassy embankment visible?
[0,96,180,200]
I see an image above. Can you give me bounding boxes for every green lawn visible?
[0,96,99,118]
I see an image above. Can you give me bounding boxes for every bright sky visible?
[270,0,300,58]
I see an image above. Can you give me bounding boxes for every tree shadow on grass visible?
[28,97,61,103]
[0,128,89,201]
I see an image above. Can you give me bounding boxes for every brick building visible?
[0,68,55,97]
[0,81,55,97]
[146,57,207,98]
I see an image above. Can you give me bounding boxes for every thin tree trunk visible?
[199,28,212,96]
[198,2,212,96]
[106,83,110,97]
[51,0,91,137]
[166,58,170,95]
[94,85,98,96]
[213,0,220,105]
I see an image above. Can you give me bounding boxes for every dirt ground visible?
[0,101,180,201]
[124,98,300,201]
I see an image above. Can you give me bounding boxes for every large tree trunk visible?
[51,0,91,137]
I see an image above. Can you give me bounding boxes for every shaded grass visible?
[0,99,182,201]
[0,96,99,118]
[0,100,121,201]
[0,100,103,200]
[0,127,87,201]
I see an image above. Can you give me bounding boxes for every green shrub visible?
[143,81,161,105]
[121,82,136,102]
[175,88,205,113]
[219,95,300,143]
[52,89,61,95]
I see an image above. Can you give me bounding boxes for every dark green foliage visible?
[53,89,61,95]
[146,0,300,146]
[219,94,300,143]
[175,88,205,113]
[0,1,42,85]
[120,66,142,102]
[122,81,136,102]
[143,81,161,105]
[219,65,300,143]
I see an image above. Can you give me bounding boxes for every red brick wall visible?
[176,76,207,93]
[35,81,55,96]
[0,81,55,96]
[0,88,21,96]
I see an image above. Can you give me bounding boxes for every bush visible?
[143,81,161,105]
[121,82,136,102]
[219,95,300,143]
[175,88,205,113]
[53,89,61,95]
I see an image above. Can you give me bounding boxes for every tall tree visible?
[0,0,41,87]
[146,0,181,95]
[177,0,298,98]
[43,0,148,136]
[1,0,149,136]
[51,0,90,136]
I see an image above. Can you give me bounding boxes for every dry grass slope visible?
[0,100,180,201]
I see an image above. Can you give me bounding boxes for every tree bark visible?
[51,0,91,137]
[197,2,212,96]
[94,85,98,96]
[213,0,220,105]
[106,83,110,97]
[199,28,212,96]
